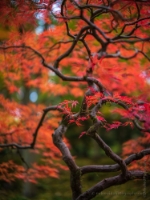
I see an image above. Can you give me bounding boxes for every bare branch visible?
[88,132,127,176]
[0,45,106,93]
[52,122,82,200]
[76,171,150,200]
[0,105,64,150]
[80,148,150,174]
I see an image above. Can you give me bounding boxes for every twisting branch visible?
[0,105,64,149]
[80,148,150,174]
[87,130,128,176]
[76,171,150,200]
[52,122,82,200]
[0,45,106,93]
[53,26,90,69]
[17,149,30,170]
[113,16,150,39]
[90,96,150,132]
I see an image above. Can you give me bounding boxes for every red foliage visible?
[0,0,150,188]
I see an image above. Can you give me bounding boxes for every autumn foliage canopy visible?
[0,0,150,199]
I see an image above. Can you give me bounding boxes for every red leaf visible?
[123,121,134,129]
[71,100,78,108]
[97,115,106,122]
[79,131,86,139]
[68,119,75,124]
[78,116,88,121]
[106,121,121,131]
[75,120,82,126]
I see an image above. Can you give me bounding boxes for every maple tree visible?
[0,0,150,199]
